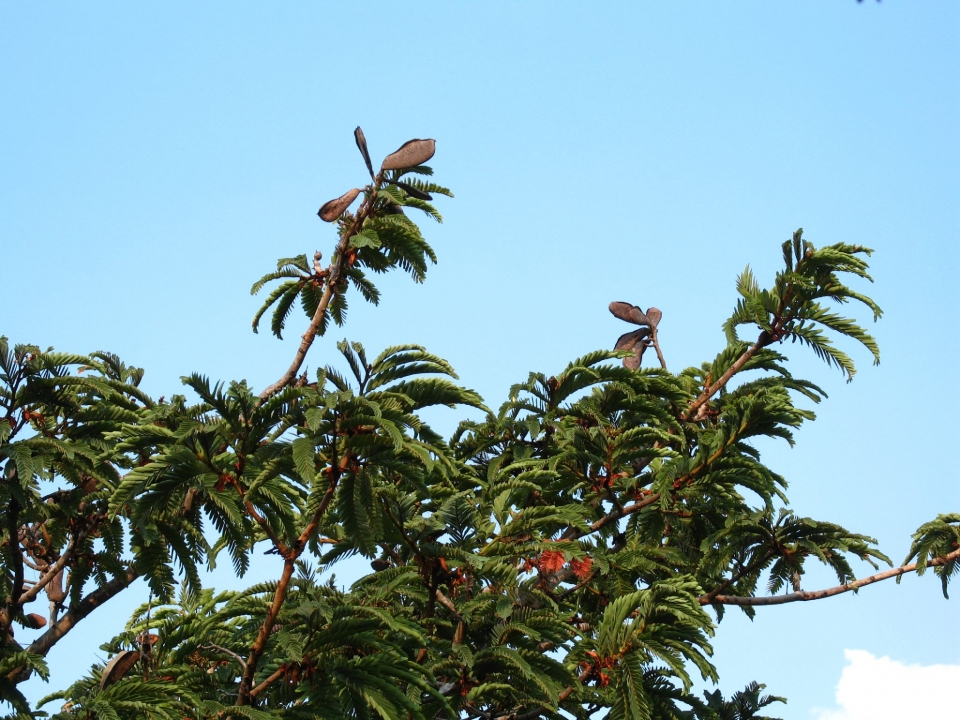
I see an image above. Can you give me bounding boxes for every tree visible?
[1,129,956,720]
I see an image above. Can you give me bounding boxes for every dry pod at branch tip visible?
[615,328,651,370]
[609,301,650,327]
[614,328,651,352]
[100,650,140,689]
[354,126,375,180]
[381,138,436,171]
[318,188,361,222]
[645,307,662,328]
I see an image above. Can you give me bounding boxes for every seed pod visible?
[354,126,375,180]
[24,613,46,629]
[609,302,649,326]
[381,138,436,171]
[614,328,651,351]
[615,328,650,370]
[318,188,361,222]
[645,307,662,328]
[383,203,405,215]
[624,347,645,370]
[100,650,140,689]
[387,179,433,201]
[45,570,66,604]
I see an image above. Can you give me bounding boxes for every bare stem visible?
[258,182,381,402]
[683,332,770,421]
[650,328,667,370]
[250,665,287,697]
[6,566,140,685]
[701,548,960,606]
[236,558,296,704]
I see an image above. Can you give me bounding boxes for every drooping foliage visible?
[1,131,956,720]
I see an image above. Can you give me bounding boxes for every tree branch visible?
[236,458,346,704]
[258,187,380,402]
[18,534,83,605]
[201,643,247,670]
[701,548,960,606]
[650,327,667,370]
[4,566,141,685]
[250,665,287,698]
[683,332,770,422]
[236,557,296,704]
[699,551,776,605]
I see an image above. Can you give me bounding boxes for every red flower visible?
[538,549,565,574]
[570,557,593,579]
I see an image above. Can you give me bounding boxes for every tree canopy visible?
[1,130,956,720]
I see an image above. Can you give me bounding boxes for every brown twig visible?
[250,665,287,697]
[23,567,139,659]
[236,454,349,704]
[18,535,84,605]
[236,558,296,704]
[682,333,770,422]
[701,548,960,606]
[699,552,777,605]
[650,328,667,370]
[258,184,381,403]
[202,643,248,670]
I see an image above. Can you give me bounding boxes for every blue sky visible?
[2,2,958,716]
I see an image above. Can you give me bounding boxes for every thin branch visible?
[18,567,138,667]
[18,536,82,605]
[699,551,776,605]
[259,185,381,402]
[562,492,662,542]
[243,498,289,557]
[702,548,960,606]
[236,557,296,704]
[201,643,248,670]
[250,665,287,697]
[683,332,770,422]
[294,450,350,552]
[650,328,667,370]
[237,456,347,704]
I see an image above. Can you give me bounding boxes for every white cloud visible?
[811,649,960,720]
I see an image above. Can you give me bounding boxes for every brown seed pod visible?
[609,301,650,326]
[614,327,651,351]
[24,613,47,629]
[624,349,644,370]
[318,188,361,222]
[381,139,436,171]
[100,650,140,689]
[386,179,433,201]
[45,569,66,604]
[644,307,662,328]
[354,127,375,180]
[615,328,651,370]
